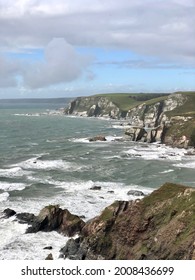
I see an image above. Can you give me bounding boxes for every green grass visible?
[95,93,169,111]
[167,92,195,116]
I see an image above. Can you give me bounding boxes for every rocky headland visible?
[4,183,195,260]
[64,92,195,149]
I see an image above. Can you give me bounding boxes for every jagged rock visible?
[60,238,85,260]
[26,205,85,237]
[45,253,53,260]
[90,186,101,190]
[89,135,106,142]
[3,208,16,218]
[66,183,195,260]
[127,190,145,196]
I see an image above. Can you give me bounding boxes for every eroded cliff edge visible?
[64,92,195,148]
[61,183,195,260]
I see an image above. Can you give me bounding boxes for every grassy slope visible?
[163,92,195,145]
[82,183,195,260]
[168,91,195,116]
[95,93,169,111]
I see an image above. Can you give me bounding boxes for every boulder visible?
[90,186,101,190]
[3,208,16,218]
[127,190,145,196]
[43,246,53,250]
[89,135,106,142]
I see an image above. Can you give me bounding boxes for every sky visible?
[0,0,195,99]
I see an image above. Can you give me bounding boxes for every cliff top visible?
[94,92,169,111]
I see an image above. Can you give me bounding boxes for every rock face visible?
[61,183,195,260]
[64,96,120,118]
[64,92,195,148]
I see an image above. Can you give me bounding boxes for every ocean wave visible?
[159,169,174,174]
[0,182,26,192]
[9,157,77,171]
[173,162,195,169]
[71,135,123,143]
[0,167,33,178]
[123,144,187,161]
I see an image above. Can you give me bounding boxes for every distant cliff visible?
[64,92,195,148]
[61,183,195,260]
[64,95,122,118]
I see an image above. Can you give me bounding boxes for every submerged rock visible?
[16,213,36,224]
[127,190,145,196]
[90,186,101,190]
[89,135,106,142]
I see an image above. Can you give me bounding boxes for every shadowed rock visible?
[26,205,85,237]
[3,208,16,218]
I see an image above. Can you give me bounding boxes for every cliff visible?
[61,183,195,260]
[64,92,195,148]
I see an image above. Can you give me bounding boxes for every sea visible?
[0,99,195,260]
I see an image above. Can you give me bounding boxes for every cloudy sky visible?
[0,0,195,98]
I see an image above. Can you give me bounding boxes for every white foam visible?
[10,157,76,171]
[159,169,174,174]
[0,192,9,202]
[71,135,123,143]
[0,229,68,260]
[123,144,186,161]
[71,137,89,143]
[0,182,26,192]
[174,162,195,169]
[0,167,32,178]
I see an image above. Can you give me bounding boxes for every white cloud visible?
[22,38,93,88]
[0,0,195,90]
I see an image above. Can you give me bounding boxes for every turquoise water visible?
[0,100,195,259]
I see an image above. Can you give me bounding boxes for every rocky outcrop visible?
[89,135,107,142]
[15,205,85,237]
[61,183,195,260]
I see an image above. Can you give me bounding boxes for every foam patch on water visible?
[0,167,32,178]
[0,229,68,260]
[159,169,174,174]
[174,162,195,169]
[0,182,26,192]
[0,192,9,202]
[123,144,187,161]
[72,135,123,143]
[9,157,77,171]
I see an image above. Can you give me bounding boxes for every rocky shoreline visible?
[64,92,195,149]
[3,183,195,260]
